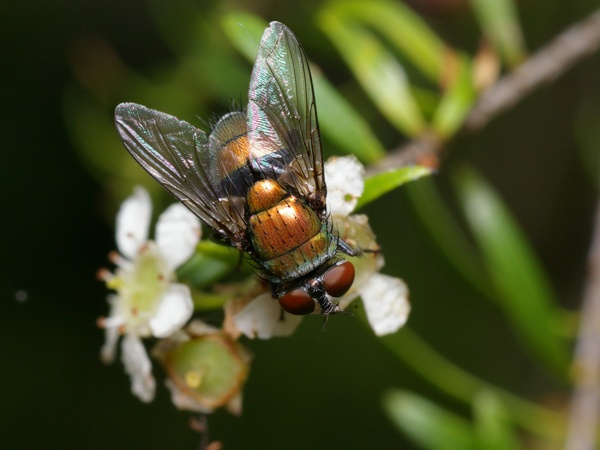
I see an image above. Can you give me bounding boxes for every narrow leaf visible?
[431,55,477,139]
[325,0,447,81]
[383,390,477,450]
[220,11,266,61]
[455,166,568,374]
[177,240,244,289]
[318,12,426,136]
[406,178,494,299]
[473,391,522,450]
[380,329,565,440]
[357,166,433,210]
[312,75,385,163]
[471,0,527,67]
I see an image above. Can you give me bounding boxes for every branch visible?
[465,8,600,130]
[369,8,600,175]
[564,195,600,449]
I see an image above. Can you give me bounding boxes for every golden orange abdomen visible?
[246,178,335,281]
[250,196,321,260]
[247,179,287,213]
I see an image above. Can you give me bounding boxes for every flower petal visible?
[155,203,201,271]
[116,186,152,260]
[360,274,410,336]
[325,156,365,217]
[149,283,194,338]
[226,392,244,416]
[100,321,120,364]
[121,333,156,403]
[233,293,302,339]
[100,295,123,363]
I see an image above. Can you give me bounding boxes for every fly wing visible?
[115,103,247,248]
[247,21,326,214]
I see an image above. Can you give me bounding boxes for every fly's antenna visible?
[317,301,354,338]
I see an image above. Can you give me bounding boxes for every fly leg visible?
[337,238,381,257]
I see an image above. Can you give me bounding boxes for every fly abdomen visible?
[247,179,334,280]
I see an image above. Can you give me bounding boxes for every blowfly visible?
[115,21,363,317]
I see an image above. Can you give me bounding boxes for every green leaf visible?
[357,166,433,210]
[221,12,386,163]
[190,290,231,311]
[473,391,522,450]
[383,390,477,450]
[454,166,569,374]
[323,0,447,81]
[177,240,243,289]
[64,89,167,205]
[406,178,494,300]
[380,329,564,440]
[220,11,266,62]
[312,74,386,163]
[318,11,426,136]
[431,56,477,139]
[471,0,527,67]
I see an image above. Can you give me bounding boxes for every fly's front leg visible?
[337,237,381,257]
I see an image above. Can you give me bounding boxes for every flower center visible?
[119,246,168,328]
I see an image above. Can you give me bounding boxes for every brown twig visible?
[369,8,600,175]
[465,8,600,131]
[564,198,600,449]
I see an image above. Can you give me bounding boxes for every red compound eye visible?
[278,289,315,315]
[323,261,355,298]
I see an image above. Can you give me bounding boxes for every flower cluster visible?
[98,156,410,412]
[98,186,201,402]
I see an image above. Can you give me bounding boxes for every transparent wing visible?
[248,21,326,213]
[115,103,247,248]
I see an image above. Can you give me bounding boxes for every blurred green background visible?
[2,0,600,448]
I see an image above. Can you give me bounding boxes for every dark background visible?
[2,0,599,448]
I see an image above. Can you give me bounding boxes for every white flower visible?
[326,156,410,335]
[360,274,410,336]
[121,333,155,403]
[231,293,303,340]
[99,186,201,402]
[231,156,410,338]
[325,155,365,217]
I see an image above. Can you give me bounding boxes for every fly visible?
[115,21,362,317]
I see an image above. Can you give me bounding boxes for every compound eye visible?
[278,289,315,315]
[323,261,355,298]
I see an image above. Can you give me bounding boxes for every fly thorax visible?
[208,111,252,196]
